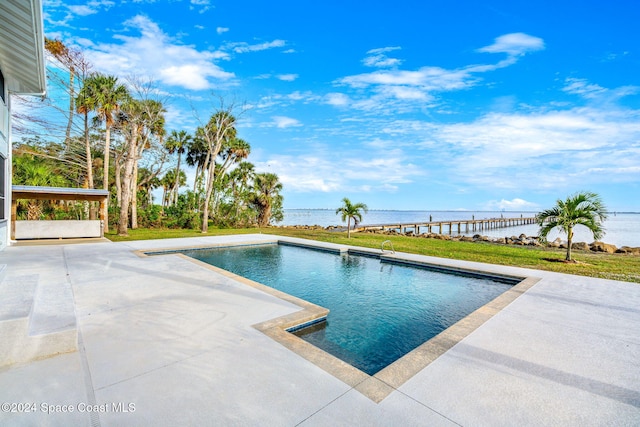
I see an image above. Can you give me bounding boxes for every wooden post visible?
[99,199,106,237]
[10,199,17,240]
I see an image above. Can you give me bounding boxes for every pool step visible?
[0,272,77,367]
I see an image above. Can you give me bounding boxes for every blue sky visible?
[40,0,640,211]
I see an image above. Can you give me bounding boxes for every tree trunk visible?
[118,134,137,236]
[115,155,122,210]
[347,217,351,238]
[193,164,200,192]
[65,68,75,146]
[103,125,111,233]
[172,154,181,206]
[263,204,272,227]
[131,161,139,229]
[201,164,215,233]
[27,201,42,221]
[566,227,573,261]
[83,112,96,220]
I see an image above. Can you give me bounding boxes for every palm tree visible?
[116,97,165,235]
[336,197,368,238]
[165,130,191,206]
[84,74,129,189]
[75,81,96,190]
[251,172,283,227]
[83,73,130,232]
[160,169,187,208]
[15,161,67,220]
[186,134,209,192]
[537,191,608,261]
[199,110,237,233]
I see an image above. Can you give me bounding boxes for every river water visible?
[281,209,640,248]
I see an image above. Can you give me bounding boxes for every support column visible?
[99,199,106,237]
[11,199,17,240]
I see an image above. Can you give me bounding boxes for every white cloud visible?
[277,74,299,81]
[190,0,211,13]
[423,105,640,190]
[271,116,302,128]
[159,65,217,90]
[563,78,607,98]
[255,156,342,192]
[231,39,286,53]
[82,15,234,90]
[67,5,98,16]
[485,198,539,210]
[325,93,351,106]
[216,27,229,34]
[477,32,545,56]
[256,149,423,194]
[286,91,314,101]
[336,34,543,111]
[363,46,403,68]
[563,77,639,102]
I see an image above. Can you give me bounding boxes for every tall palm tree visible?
[537,191,608,261]
[336,197,368,238]
[165,130,191,206]
[186,134,209,193]
[83,73,130,232]
[200,110,237,233]
[160,170,186,208]
[251,172,283,227]
[84,74,129,190]
[75,81,96,190]
[116,98,165,235]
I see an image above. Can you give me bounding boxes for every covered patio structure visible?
[11,185,109,240]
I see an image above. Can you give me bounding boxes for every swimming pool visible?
[181,243,518,375]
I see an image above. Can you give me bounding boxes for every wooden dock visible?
[353,216,538,235]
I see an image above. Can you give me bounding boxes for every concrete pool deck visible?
[0,234,639,426]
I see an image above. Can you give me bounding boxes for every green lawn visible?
[106,227,640,283]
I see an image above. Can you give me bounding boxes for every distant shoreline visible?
[283,208,640,214]
[280,210,640,248]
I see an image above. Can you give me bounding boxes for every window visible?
[0,69,5,104]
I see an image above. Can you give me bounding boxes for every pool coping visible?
[136,237,540,403]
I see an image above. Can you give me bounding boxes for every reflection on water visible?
[184,244,514,375]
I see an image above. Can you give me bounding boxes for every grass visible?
[106,227,640,284]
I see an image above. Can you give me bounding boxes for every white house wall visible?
[0,0,46,250]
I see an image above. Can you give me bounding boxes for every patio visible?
[0,235,638,426]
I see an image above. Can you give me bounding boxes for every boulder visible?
[571,242,590,251]
[616,246,640,255]
[590,241,618,253]
[460,236,475,242]
[547,238,563,248]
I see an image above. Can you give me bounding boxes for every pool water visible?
[183,244,515,375]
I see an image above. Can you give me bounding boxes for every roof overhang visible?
[0,0,46,96]
[12,185,110,202]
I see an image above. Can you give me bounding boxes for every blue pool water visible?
[183,244,516,375]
